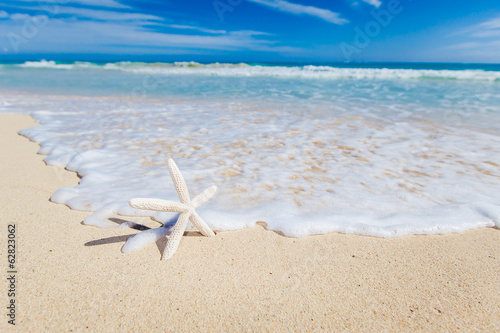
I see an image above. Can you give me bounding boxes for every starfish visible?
[126,158,217,260]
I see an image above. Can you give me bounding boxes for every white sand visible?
[1,114,499,332]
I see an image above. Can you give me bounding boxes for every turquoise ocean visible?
[1,60,499,237]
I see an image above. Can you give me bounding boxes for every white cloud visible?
[10,0,129,9]
[9,13,48,22]
[73,0,129,8]
[471,30,500,38]
[54,7,162,21]
[4,5,162,22]
[477,16,500,30]
[446,39,500,63]
[230,30,274,36]
[450,40,500,50]
[167,24,226,35]
[86,22,275,50]
[362,0,382,8]
[454,14,500,37]
[0,10,8,18]
[247,0,348,25]
[445,14,500,63]
[0,15,294,54]
[448,41,481,49]
[9,13,31,20]
[163,27,273,38]
[468,16,500,37]
[0,0,302,56]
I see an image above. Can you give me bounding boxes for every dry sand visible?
[1,113,499,332]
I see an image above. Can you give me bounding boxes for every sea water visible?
[1,60,499,237]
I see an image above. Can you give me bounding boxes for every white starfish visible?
[126,158,217,260]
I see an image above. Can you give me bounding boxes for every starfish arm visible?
[190,211,215,237]
[192,185,217,208]
[167,158,191,204]
[162,212,190,260]
[122,226,170,254]
[129,198,189,212]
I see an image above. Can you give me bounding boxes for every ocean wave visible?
[9,93,500,237]
[18,59,100,69]
[12,60,500,82]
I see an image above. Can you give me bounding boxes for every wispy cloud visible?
[3,3,161,21]
[471,29,500,38]
[0,0,307,57]
[0,4,293,55]
[166,24,226,35]
[476,16,500,30]
[0,19,283,52]
[469,16,500,38]
[53,7,162,21]
[72,0,129,8]
[9,0,129,8]
[10,13,48,21]
[450,40,500,50]
[230,30,274,36]
[452,14,500,37]
[446,14,500,63]
[247,0,349,25]
[362,0,382,8]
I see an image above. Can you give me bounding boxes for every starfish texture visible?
[127,158,217,260]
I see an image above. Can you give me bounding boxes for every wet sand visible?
[1,113,499,332]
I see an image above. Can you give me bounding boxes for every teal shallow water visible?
[1,60,499,236]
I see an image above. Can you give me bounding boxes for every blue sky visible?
[0,0,499,63]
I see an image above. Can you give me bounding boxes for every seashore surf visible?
[1,113,499,331]
[1,61,499,238]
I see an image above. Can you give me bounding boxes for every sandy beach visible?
[1,113,499,332]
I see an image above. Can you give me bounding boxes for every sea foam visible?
[1,63,500,237]
[15,60,500,82]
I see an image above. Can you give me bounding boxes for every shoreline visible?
[1,113,499,331]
